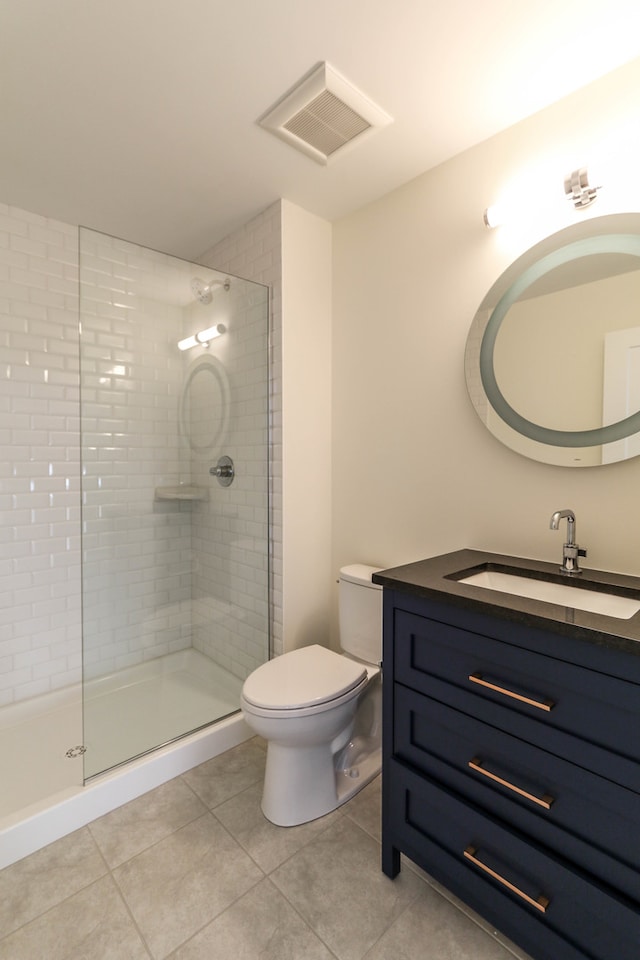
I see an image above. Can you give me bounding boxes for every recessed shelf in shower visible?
[154,485,209,501]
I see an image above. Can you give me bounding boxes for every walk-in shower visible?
[79,229,270,779]
[0,217,270,865]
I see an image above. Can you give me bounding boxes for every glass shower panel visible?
[79,228,269,779]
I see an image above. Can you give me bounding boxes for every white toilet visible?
[240,564,383,826]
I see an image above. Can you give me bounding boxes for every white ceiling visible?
[3,0,640,261]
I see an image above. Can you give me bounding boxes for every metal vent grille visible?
[258,62,392,165]
[283,90,371,158]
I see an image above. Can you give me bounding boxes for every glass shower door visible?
[79,228,269,778]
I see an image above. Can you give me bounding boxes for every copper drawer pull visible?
[464,845,550,913]
[468,757,554,809]
[469,672,555,712]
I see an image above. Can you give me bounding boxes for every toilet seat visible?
[241,644,368,719]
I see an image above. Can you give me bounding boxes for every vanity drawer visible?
[415,668,640,792]
[387,758,640,960]
[394,609,640,768]
[393,682,640,898]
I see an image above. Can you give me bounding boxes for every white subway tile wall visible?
[79,230,194,679]
[189,280,270,677]
[198,202,282,657]
[79,228,270,683]
[0,204,82,707]
[1,207,272,711]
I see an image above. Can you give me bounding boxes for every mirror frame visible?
[466,214,640,466]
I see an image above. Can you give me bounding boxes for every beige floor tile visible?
[214,782,343,873]
[0,739,535,960]
[0,827,106,938]
[168,878,336,960]
[271,817,424,960]
[406,870,533,960]
[89,777,207,868]
[181,738,266,810]
[113,812,263,959]
[362,878,521,959]
[0,875,150,960]
[343,775,381,841]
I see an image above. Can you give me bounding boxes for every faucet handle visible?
[550,508,585,574]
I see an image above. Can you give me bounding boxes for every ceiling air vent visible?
[258,62,392,165]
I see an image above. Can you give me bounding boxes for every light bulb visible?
[196,323,225,344]
[483,204,508,229]
[177,323,226,351]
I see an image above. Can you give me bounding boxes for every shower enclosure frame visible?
[78,227,271,781]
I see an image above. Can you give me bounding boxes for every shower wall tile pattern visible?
[1,204,272,708]
[0,205,82,706]
[79,231,193,678]
[199,202,282,658]
[187,279,270,678]
[80,229,270,683]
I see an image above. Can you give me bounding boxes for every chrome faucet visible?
[550,509,586,575]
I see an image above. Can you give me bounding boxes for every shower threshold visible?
[0,649,243,821]
[1,650,252,869]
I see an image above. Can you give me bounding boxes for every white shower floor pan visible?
[0,650,251,869]
[83,648,244,777]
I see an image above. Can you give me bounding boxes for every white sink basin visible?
[460,570,640,620]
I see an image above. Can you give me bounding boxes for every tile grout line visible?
[102,871,155,960]
[262,874,344,960]
[1,742,532,960]
[0,826,108,944]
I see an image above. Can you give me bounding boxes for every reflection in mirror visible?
[465,215,640,467]
[179,355,230,457]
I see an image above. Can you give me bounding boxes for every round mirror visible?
[465,214,640,466]
[179,354,230,457]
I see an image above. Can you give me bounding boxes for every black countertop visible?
[372,549,640,658]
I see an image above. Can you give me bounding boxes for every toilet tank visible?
[338,564,383,664]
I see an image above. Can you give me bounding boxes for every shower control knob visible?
[210,455,235,486]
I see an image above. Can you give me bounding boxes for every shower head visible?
[191,277,215,304]
[191,277,230,304]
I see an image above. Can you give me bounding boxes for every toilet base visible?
[335,738,381,807]
[260,735,381,827]
[261,740,338,826]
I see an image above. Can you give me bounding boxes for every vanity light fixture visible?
[484,165,602,228]
[177,324,226,351]
[483,204,505,228]
[564,167,600,209]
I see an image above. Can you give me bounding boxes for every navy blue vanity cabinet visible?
[381,589,640,960]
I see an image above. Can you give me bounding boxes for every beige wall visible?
[332,56,640,597]
[281,201,333,651]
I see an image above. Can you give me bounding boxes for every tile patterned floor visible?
[0,738,533,960]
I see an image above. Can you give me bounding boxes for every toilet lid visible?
[242,644,367,711]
